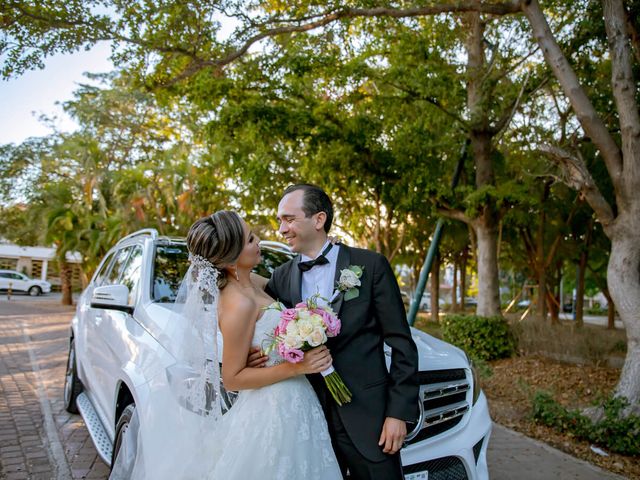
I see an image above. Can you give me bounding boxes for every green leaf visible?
[344,288,359,301]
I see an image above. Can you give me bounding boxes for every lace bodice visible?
[252,303,284,367]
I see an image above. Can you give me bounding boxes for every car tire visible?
[112,404,136,470]
[63,339,83,413]
[28,286,42,296]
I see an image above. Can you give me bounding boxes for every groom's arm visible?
[371,253,419,422]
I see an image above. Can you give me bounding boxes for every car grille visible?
[403,456,468,480]
[406,368,470,445]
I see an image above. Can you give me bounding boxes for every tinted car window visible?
[94,252,115,286]
[152,243,293,303]
[254,249,294,278]
[120,246,143,304]
[153,244,189,302]
[106,247,133,285]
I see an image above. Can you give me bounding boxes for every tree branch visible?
[522,0,623,188]
[539,144,615,231]
[437,207,472,224]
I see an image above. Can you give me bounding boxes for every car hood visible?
[388,327,470,371]
[141,303,469,372]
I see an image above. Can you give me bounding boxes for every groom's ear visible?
[314,211,327,232]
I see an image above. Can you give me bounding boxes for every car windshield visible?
[152,242,294,303]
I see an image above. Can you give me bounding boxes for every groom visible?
[264,184,419,479]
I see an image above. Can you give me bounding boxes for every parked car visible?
[0,269,51,296]
[64,229,491,479]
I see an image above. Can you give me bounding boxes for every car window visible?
[94,252,115,286]
[254,249,294,278]
[153,244,189,302]
[0,273,9,278]
[105,247,133,285]
[120,246,143,305]
[11,273,24,280]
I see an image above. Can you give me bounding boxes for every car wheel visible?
[63,339,83,413]
[112,404,136,470]
[29,286,42,296]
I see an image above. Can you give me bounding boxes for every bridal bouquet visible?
[264,296,352,405]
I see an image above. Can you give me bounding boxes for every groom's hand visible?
[378,417,407,455]
[247,347,268,368]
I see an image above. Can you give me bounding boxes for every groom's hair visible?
[283,184,333,233]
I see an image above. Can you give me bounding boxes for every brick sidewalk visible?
[0,304,109,480]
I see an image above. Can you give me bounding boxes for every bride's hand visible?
[247,347,268,368]
[298,346,332,375]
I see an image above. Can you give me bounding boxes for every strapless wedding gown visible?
[207,304,342,479]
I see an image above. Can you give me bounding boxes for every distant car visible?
[462,297,478,307]
[418,294,445,311]
[0,269,51,296]
[516,299,531,308]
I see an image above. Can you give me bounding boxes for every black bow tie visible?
[298,244,333,272]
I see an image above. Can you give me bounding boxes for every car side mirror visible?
[91,285,134,314]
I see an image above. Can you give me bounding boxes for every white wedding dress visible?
[206,304,342,479]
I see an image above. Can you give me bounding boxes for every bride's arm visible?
[219,294,332,391]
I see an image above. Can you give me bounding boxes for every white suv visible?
[64,229,492,479]
[0,269,51,296]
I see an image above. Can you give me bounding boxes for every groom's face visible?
[277,190,324,254]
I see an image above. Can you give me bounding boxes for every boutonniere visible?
[336,265,364,302]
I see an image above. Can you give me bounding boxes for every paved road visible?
[0,294,627,479]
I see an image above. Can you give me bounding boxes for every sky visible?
[0,42,114,145]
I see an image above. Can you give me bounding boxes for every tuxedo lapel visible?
[289,256,303,305]
[330,244,351,315]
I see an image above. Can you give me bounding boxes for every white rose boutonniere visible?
[337,265,364,301]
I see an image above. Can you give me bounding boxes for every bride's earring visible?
[233,266,239,281]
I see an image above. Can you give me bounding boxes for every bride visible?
[109,210,342,479]
[187,210,342,478]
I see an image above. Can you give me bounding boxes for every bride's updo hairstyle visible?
[187,210,244,289]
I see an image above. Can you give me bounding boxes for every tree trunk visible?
[602,287,616,330]
[575,250,587,328]
[466,11,502,317]
[536,185,548,321]
[452,261,459,311]
[430,252,440,321]
[608,224,640,407]
[59,260,73,306]
[461,247,468,309]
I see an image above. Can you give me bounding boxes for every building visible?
[0,244,84,290]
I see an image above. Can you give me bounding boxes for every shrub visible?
[441,315,516,361]
[532,391,640,456]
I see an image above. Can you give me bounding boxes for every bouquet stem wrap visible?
[320,366,352,406]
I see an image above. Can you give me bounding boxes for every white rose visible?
[286,322,300,336]
[339,269,361,289]
[297,319,314,338]
[284,333,303,349]
[310,313,324,328]
[307,326,327,347]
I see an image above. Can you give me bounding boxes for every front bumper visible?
[401,391,492,480]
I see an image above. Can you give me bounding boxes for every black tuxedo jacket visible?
[266,244,419,462]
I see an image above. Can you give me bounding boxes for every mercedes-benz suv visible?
[64,229,492,479]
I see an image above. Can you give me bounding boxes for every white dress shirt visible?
[300,241,339,304]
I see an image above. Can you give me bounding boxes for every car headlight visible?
[464,351,481,405]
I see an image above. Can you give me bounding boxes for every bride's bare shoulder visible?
[219,286,257,322]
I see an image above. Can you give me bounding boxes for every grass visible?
[506,316,626,366]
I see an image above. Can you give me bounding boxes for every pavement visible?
[0,293,628,479]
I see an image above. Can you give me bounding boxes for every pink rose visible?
[283,348,304,363]
[295,302,309,310]
[276,309,297,335]
[320,310,341,337]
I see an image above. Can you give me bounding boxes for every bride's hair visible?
[187,210,244,289]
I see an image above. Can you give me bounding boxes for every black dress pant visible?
[326,400,404,480]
